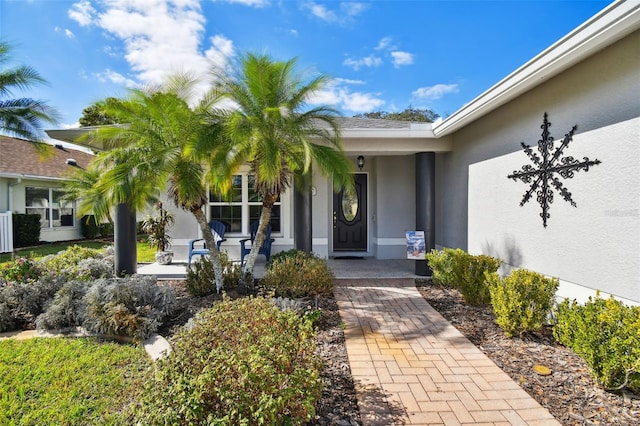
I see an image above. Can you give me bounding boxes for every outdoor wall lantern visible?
[357,155,365,170]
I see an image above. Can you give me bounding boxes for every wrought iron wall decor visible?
[507,113,601,227]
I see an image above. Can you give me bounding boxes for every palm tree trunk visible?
[241,201,274,291]
[191,207,224,292]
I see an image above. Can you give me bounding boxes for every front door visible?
[333,173,367,251]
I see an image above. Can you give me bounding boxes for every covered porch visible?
[137,257,423,280]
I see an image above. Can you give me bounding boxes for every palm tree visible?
[213,53,354,286]
[0,41,59,140]
[67,76,228,291]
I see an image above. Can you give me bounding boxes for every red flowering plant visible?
[2,257,41,284]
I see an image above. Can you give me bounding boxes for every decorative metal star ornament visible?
[508,113,601,227]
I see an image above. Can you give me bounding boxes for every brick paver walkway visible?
[334,278,560,426]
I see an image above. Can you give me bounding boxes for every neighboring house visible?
[0,136,94,244]
[47,1,639,305]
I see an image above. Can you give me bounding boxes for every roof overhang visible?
[0,172,73,182]
[339,124,450,155]
[45,126,118,152]
[47,122,451,156]
[433,0,640,136]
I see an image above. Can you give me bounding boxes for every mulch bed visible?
[416,280,640,425]
[160,279,639,425]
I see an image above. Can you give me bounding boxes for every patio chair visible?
[240,221,274,264]
[188,220,227,265]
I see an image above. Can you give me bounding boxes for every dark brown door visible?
[333,173,367,251]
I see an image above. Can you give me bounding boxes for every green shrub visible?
[262,251,334,298]
[134,297,322,425]
[186,251,240,296]
[553,294,640,392]
[487,269,559,337]
[12,213,41,248]
[425,248,461,286]
[98,222,114,237]
[1,257,41,283]
[39,245,103,280]
[266,248,312,269]
[81,215,100,239]
[449,251,501,305]
[82,276,176,340]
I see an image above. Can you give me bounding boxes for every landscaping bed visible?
[161,278,640,425]
[417,280,640,425]
[158,279,362,426]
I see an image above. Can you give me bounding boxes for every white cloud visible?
[54,27,76,38]
[412,83,459,100]
[391,51,413,68]
[375,37,394,51]
[309,79,384,113]
[61,122,81,130]
[348,37,413,70]
[212,0,270,6]
[340,2,368,16]
[343,54,382,71]
[334,77,365,85]
[103,45,119,57]
[93,69,137,88]
[68,0,96,26]
[305,2,336,22]
[67,0,236,92]
[303,1,367,24]
[205,35,235,71]
[341,91,384,112]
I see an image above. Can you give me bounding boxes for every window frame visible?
[208,173,282,236]
[25,187,75,229]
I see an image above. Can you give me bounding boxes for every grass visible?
[0,337,150,425]
[1,239,157,267]
[136,241,156,263]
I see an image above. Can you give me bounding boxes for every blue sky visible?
[1,0,610,130]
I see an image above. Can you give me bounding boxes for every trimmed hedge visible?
[12,213,41,247]
[554,294,640,392]
[262,250,334,298]
[487,269,558,337]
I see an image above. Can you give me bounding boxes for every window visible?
[209,174,281,235]
[25,187,74,228]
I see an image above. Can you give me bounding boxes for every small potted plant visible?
[141,201,175,265]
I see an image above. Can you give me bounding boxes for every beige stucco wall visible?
[437,29,640,303]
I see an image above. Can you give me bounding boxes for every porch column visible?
[293,178,313,253]
[415,152,436,276]
[114,203,137,277]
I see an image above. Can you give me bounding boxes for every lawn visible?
[0,337,150,425]
[0,239,156,267]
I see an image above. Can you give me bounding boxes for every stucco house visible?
[48,0,639,304]
[0,136,94,248]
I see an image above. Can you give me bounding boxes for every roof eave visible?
[0,172,74,182]
[433,0,640,137]
[45,126,121,151]
[341,126,435,139]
